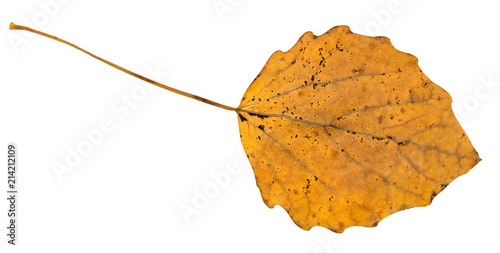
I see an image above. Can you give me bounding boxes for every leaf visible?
[9,23,481,234]
[236,26,480,232]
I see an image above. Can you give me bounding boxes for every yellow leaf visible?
[10,23,480,233]
[236,26,480,232]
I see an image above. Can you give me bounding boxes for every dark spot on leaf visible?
[238,114,247,122]
[430,191,437,201]
[248,112,269,119]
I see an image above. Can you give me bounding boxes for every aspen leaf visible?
[9,23,480,233]
[236,26,480,232]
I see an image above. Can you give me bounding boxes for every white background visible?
[1,1,499,252]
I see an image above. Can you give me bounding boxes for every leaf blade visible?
[237,26,480,232]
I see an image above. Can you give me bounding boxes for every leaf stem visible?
[9,22,237,112]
